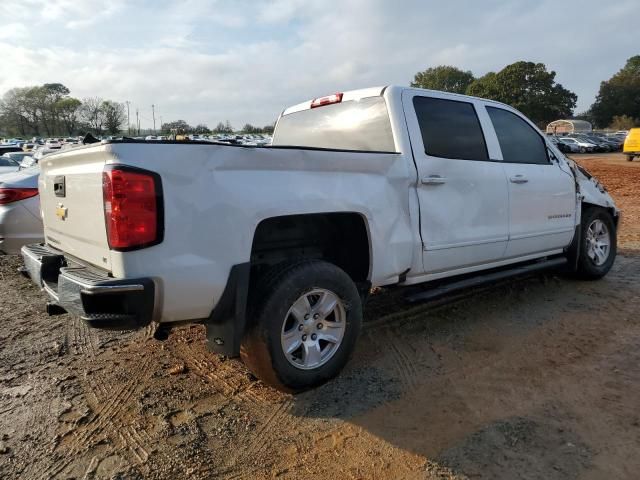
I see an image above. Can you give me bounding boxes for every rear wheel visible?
[627,155,635,162]
[580,147,586,153]
[241,260,362,392]
[576,207,617,279]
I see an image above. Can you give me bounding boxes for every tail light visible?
[310,93,343,108]
[102,166,163,251]
[0,188,38,205]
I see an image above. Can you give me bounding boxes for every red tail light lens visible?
[102,167,163,250]
[0,188,38,205]
[310,93,343,108]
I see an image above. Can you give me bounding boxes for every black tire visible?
[580,147,586,153]
[627,155,634,162]
[240,260,362,392]
[576,207,617,280]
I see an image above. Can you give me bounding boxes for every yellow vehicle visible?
[623,128,640,161]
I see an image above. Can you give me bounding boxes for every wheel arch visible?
[250,211,373,285]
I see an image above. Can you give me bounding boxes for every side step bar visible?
[405,257,567,304]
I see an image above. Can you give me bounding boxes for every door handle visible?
[509,175,528,184]
[421,175,447,185]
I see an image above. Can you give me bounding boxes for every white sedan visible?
[0,166,42,254]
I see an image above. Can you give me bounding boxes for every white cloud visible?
[0,0,637,126]
[0,23,29,41]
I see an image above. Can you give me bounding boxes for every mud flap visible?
[565,224,581,273]
[205,263,250,357]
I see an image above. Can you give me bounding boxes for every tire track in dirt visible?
[387,332,423,390]
[24,326,157,479]
[170,338,263,406]
[119,425,150,463]
[29,379,143,479]
[212,397,298,479]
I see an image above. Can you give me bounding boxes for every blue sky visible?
[0,0,636,129]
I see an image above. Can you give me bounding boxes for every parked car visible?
[623,128,640,161]
[559,137,595,153]
[549,136,572,153]
[0,145,23,156]
[2,151,34,166]
[579,135,612,152]
[0,156,21,175]
[0,166,42,254]
[22,86,619,392]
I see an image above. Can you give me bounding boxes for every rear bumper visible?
[21,243,156,329]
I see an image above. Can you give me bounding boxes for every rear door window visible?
[486,106,549,165]
[413,96,488,160]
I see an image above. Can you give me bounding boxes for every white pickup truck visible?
[22,86,619,391]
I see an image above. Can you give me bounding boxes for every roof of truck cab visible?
[280,85,517,117]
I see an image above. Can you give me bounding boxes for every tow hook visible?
[46,302,67,316]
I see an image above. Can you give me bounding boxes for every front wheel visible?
[576,207,617,279]
[241,260,362,392]
[580,147,586,153]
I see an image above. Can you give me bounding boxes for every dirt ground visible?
[1,153,639,480]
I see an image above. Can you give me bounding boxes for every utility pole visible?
[126,101,131,135]
[152,104,156,134]
[160,116,163,134]
[136,109,140,136]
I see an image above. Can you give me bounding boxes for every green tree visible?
[162,119,191,134]
[590,56,640,128]
[56,97,82,135]
[41,83,70,135]
[262,123,275,134]
[194,123,210,134]
[80,97,105,133]
[101,100,126,134]
[411,65,475,94]
[0,88,32,136]
[609,114,637,130]
[466,61,577,125]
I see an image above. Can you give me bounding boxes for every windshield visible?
[273,96,396,152]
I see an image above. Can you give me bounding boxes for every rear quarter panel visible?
[106,143,416,322]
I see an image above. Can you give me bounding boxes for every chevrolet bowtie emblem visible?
[55,204,68,220]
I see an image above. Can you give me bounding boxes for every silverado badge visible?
[55,204,68,221]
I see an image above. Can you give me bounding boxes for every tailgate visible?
[39,146,112,270]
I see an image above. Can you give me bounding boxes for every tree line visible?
[0,85,275,138]
[159,119,274,135]
[411,56,640,129]
[0,84,127,137]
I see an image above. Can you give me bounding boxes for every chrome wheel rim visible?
[586,219,610,266]
[280,288,346,370]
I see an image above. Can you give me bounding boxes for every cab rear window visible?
[272,96,396,152]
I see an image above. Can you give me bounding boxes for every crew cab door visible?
[402,91,509,273]
[482,105,576,257]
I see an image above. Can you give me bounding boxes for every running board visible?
[405,257,567,304]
